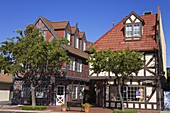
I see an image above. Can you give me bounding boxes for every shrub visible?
[61,104,67,108]
[113,109,137,113]
[22,106,46,110]
[82,103,92,108]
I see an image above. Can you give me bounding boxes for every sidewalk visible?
[0,105,166,113]
[0,105,113,113]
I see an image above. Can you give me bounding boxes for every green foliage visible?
[82,103,92,108]
[0,25,70,76]
[61,104,67,108]
[87,47,107,75]
[167,68,170,77]
[113,109,137,113]
[22,106,46,110]
[88,48,144,78]
[0,25,70,106]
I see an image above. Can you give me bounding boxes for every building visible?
[0,72,13,102]
[12,17,91,105]
[89,7,166,110]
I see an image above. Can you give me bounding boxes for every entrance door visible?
[56,85,65,105]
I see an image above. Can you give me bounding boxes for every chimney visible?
[144,11,152,15]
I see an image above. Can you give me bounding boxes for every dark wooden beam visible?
[90,76,157,80]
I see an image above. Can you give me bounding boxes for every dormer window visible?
[82,41,86,51]
[74,36,79,49]
[66,32,71,45]
[123,11,144,41]
[125,23,141,37]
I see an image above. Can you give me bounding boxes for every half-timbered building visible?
[89,7,166,110]
[12,17,91,106]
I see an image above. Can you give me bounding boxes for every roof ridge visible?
[51,21,69,23]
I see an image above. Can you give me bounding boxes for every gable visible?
[123,11,144,25]
[35,19,48,31]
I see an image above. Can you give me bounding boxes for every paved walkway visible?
[0,105,113,113]
[0,105,169,113]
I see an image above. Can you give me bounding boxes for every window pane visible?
[126,25,132,37]
[133,24,141,36]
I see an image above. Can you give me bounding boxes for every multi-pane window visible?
[69,58,82,72]
[125,24,141,37]
[133,24,141,36]
[126,24,133,37]
[122,86,145,102]
[109,85,145,102]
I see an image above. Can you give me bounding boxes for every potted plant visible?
[61,104,67,112]
[82,103,92,113]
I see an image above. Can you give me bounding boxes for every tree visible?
[0,25,70,107]
[88,48,143,111]
[167,68,170,77]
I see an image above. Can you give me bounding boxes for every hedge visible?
[113,109,137,113]
[22,106,46,110]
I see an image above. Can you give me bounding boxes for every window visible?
[66,32,71,45]
[76,59,82,72]
[36,85,47,98]
[69,57,75,71]
[82,41,86,51]
[39,29,46,39]
[109,85,145,102]
[72,85,78,100]
[74,37,79,49]
[125,24,141,37]
[122,86,145,102]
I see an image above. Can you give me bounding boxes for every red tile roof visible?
[51,21,68,29]
[90,14,158,51]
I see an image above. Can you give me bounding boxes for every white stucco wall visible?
[0,90,10,101]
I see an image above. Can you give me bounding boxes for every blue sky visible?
[0,0,169,67]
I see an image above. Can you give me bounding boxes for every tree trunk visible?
[118,80,124,111]
[31,83,36,107]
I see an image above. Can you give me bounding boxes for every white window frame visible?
[66,32,71,45]
[72,85,78,100]
[125,24,141,37]
[76,59,82,72]
[82,41,86,51]
[74,37,79,49]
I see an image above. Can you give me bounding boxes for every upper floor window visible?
[66,32,71,45]
[82,41,86,51]
[69,57,75,71]
[76,59,82,72]
[39,29,46,39]
[74,37,79,49]
[125,24,141,37]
